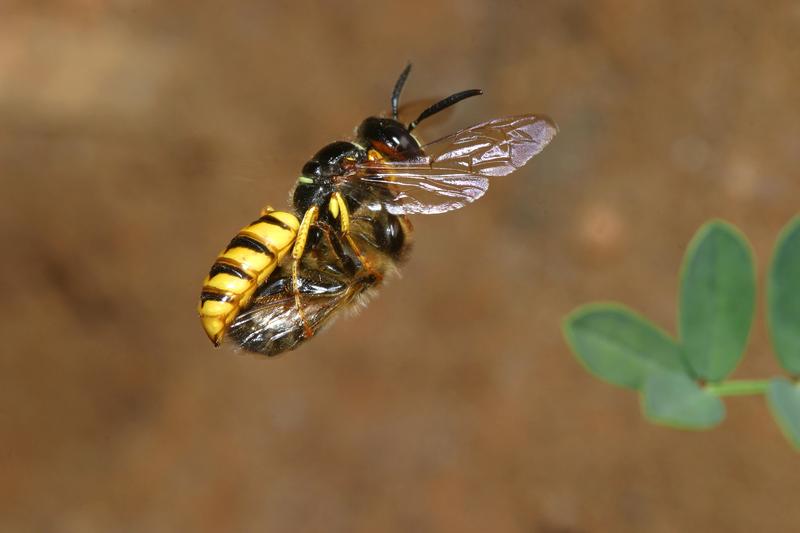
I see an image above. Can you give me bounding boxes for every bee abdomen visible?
[199,209,300,346]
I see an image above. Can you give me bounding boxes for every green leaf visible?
[766,378,800,451]
[767,216,800,374]
[642,372,725,429]
[563,304,688,390]
[679,221,756,381]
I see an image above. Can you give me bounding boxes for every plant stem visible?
[704,379,770,397]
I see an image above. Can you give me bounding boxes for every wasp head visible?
[357,117,422,160]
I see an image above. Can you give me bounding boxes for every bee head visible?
[357,117,422,160]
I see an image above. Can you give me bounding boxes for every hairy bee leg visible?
[330,192,384,282]
[291,206,319,337]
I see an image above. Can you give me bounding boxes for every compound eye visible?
[383,124,405,148]
[357,118,421,160]
[382,125,420,157]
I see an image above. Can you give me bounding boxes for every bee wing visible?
[226,271,363,356]
[420,113,559,176]
[348,114,558,215]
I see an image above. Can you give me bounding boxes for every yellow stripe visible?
[241,223,294,250]
[205,273,250,295]
[268,211,301,231]
[219,247,273,273]
[200,299,235,317]
[199,209,300,347]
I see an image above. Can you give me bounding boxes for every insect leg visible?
[291,206,319,337]
[314,221,359,276]
[330,192,383,282]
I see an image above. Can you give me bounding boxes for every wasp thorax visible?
[357,117,422,160]
[293,141,366,215]
[292,181,317,215]
[300,160,322,181]
[310,142,365,178]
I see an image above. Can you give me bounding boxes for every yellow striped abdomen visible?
[199,209,300,346]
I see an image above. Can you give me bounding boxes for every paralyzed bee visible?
[199,64,558,356]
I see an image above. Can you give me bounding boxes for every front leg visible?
[291,206,319,337]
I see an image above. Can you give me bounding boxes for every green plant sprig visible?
[704,379,769,397]
[563,216,800,450]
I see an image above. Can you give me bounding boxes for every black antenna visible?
[408,89,483,132]
[391,64,412,120]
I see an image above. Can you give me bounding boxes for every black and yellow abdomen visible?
[199,209,300,345]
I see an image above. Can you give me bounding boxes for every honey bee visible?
[199,65,558,356]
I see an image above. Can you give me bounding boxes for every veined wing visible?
[346,114,558,215]
[227,271,365,357]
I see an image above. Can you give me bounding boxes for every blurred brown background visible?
[2,1,799,531]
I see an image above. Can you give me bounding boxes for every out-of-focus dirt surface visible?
[2,1,799,531]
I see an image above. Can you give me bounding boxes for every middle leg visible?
[329,192,384,283]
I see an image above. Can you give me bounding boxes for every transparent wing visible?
[346,114,558,215]
[350,166,491,215]
[421,113,559,176]
[227,271,362,357]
